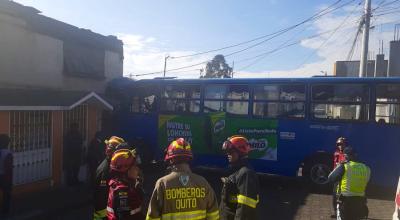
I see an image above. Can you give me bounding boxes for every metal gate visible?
[10,111,52,185]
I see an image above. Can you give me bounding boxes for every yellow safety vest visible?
[339,161,371,197]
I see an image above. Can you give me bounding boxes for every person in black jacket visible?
[93,136,126,220]
[88,132,106,185]
[64,123,83,186]
[0,134,13,218]
[220,135,260,220]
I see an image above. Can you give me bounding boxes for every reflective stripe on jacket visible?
[93,158,111,220]
[93,208,107,220]
[146,164,219,220]
[220,162,260,220]
[339,161,371,197]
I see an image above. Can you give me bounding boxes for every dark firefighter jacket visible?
[107,178,144,220]
[220,160,260,220]
[93,158,111,219]
[146,163,220,220]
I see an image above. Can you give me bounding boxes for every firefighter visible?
[146,138,220,220]
[107,149,144,220]
[331,137,348,218]
[93,136,126,220]
[220,135,260,220]
[328,147,371,220]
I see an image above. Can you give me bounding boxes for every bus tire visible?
[303,154,332,188]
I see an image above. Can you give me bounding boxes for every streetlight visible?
[163,55,171,77]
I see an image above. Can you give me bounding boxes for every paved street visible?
[51,167,395,220]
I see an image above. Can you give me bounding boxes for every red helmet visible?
[105,136,125,157]
[110,149,136,173]
[222,135,251,156]
[336,137,348,147]
[164,138,193,162]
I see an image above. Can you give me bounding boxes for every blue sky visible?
[15,0,400,78]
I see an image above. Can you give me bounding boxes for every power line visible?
[374,10,400,16]
[347,18,364,60]
[374,4,400,13]
[132,0,358,77]
[235,24,358,71]
[372,0,388,11]
[170,0,351,59]
[296,1,363,70]
[373,0,400,11]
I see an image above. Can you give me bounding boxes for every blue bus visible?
[112,77,400,187]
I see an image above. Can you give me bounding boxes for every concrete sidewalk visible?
[6,184,92,220]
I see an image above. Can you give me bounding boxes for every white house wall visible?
[0,12,123,93]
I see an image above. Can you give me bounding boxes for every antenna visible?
[394,24,400,41]
[396,24,400,41]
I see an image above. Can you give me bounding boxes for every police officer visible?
[220,135,260,220]
[328,147,371,220]
[146,138,220,220]
[331,137,348,218]
[107,149,144,220]
[93,136,126,220]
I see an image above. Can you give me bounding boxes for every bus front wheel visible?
[303,155,332,187]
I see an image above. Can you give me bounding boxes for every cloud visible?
[234,6,399,78]
[119,5,399,79]
[117,33,211,79]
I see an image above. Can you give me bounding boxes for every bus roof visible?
[133,77,400,85]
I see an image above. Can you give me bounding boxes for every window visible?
[10,111,52,185]
[160,85,200,113]
[311,84,369,121]
[253,84,305,118]
[204,85,249,115]
[131,86,159,113]
[375,84,400,124]
[63,42,105,78]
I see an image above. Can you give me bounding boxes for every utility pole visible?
[231,61,235,78]
[359,0,371,77]
[163,55,170,77]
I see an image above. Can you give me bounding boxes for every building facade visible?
[0,0,123,194]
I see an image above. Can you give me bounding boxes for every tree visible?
[202,54,232,78]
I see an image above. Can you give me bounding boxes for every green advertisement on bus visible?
[158,114,211,154]
[158,113,278,160]
[209,113,278,160]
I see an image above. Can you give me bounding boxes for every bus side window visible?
[253,84,305,118]
[131,87,159,114]
[376,84,400,124]
[204,84,249,115]
[160,84,200,113]
[311,84,369,121]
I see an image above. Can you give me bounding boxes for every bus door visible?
[125,83,160,161]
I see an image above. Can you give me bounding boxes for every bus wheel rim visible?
[310,163,330,185]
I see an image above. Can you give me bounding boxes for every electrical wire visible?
[374,10,400,16]
[373,0,400,11]
[170,0,351,59]
[346,18,363,60]
[236,17,360,72]
[296,1,363,70]
[132,0,358,77]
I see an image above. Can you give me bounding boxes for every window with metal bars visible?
[10,111,52,185]
[10,111,52,152]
